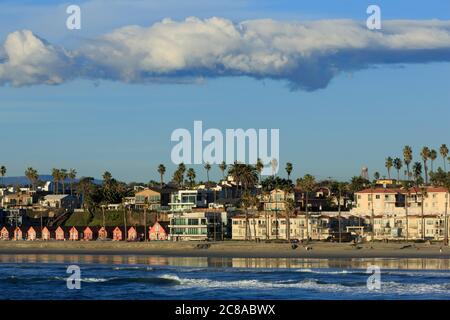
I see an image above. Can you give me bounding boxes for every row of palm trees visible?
[384,144,449,184]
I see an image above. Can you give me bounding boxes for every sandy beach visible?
[0,241,450,259]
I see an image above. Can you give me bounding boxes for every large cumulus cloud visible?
[1,17,450,90]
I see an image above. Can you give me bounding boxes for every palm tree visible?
[430,149,437,173]
[440,144,449,172]
[444,179,450,246]
[374,172,380,181]
[219,161,227,199]
[420,147,431,185]
[219,161,227,181]
[296,174,316,243]
[403,146,413,180]
[157,164,166,188]
[241,191,254,241]
[255,158,264,186]
[402,180,411,242]
[284,184,294,242]
[25,167,38,190]
[0,166,6,187]
[419,186,428,240]
[187,168,196,188]
[68,168,77,195]
[177,163,186,187]
[52,168,60,194]
[60,168,68,194]
[285,162,293,181]
[335,182,347,243]
[204,162,211,185]
[393,158,403,183]
[385,157,393,179]
[413,162,423,183]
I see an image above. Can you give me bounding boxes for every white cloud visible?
[1,17,450,90]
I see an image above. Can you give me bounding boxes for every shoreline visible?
[1,241,450,259]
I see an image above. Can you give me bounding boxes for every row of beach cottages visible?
[0,222,169,241]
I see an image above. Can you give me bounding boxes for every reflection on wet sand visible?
[1,254,450,270]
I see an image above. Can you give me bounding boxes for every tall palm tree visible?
[402,180,411,242]
[219,161,227,181]
[157,164,166,188]
[241,191,254,241]
[52,168,60,194]
[374,172,380,181]
[24,167,33,189]
[419,186,428,240]
[283,184,294,242]
[68,168,77,196]
[385,157,393,179]
[178,163,186,187]
[60,168,68,194]
[444,179,450,246]
[440,144,449,172]
[420,147,431,185]
[187,168,196,188]
[393,158,403,183]
[255,158,264,186]
[0,166,6,187]
[285,162,293,181]
[413,162,423,183]
[204,162,211,185]
[403,146,413,180]
[430,149,437,173]
[296,174,316,243]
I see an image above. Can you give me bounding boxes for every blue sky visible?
[0,1,449,183]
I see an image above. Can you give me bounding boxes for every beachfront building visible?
[231,213,349,241]
[168,211,223,241]
[371,214,446,241]
[261,189,296,211]
[169,189,215,212]
[134,188,172,211]
[39,194,79,210]
[1,191,36,208]
[149,221,169,240]
[351,187,449,216]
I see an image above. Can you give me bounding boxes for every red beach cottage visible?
[127,227,137,241]
[113,227,123,241]
[0,227,9,240]
[27,226,37,241]
[149,222,168,241]
[55,226,65,240]
[83,227,93,241]
[98,227,108,240]
[42,227,51,240]
[13,227,23,241]
[69,227,79,241]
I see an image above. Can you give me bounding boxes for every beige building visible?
[231,213,338,241]
[371,214,447,241]
[351,187,449,216]
[261,189,295,211]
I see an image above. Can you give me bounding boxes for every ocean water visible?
[1,254,450,300]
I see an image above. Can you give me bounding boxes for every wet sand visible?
[0,241,450,258]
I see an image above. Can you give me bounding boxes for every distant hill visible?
[0,175,102,186]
